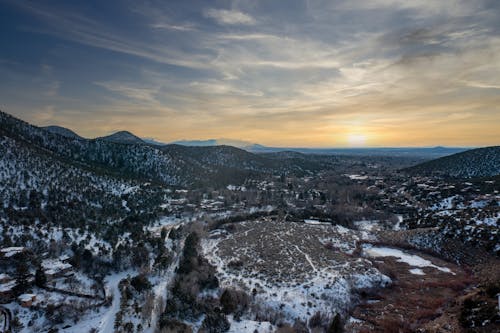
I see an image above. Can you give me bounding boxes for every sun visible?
[347,133,367,147]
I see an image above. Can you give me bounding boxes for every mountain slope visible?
[0,125,166,230]
[0,111,188,184]
[142,137,167,146]
[405,146,500,178]
[171,139,218,146]
[98,131,146,145]
[0,110,335,187]
[43,125,83,139]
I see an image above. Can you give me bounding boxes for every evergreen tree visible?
[13,259,31,296]
[35,265,47,287]
[327,313,343,333]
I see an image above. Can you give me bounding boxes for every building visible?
[0,274,11,284]
[0,247,26,259]
[0,280,15,304]
[42,259,73,281]
[18,294,36,308]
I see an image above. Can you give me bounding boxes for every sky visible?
[0,0,499,147]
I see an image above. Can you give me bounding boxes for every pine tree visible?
[327,313,344,333]
[13,260,31,296]
[35,265,47,287]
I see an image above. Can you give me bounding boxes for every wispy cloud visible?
[462,80,500,90]
[204,8,256,25]
[1,0,499,146]
[94,81,160,104]
[9,1,211,69]
[150,22,197,31]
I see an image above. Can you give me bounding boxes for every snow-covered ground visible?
[56,270,136,333]
[144,245,182,333]
[4,286,104,333]
[345,174,368,180]
[353,219,380,232]
[227,315,275,333]
[431,195,462,210]
[362,245,454,275]
[96,271,134,333]
[202,220,391,323]
[473,212,499,226]
[409,268,425,275]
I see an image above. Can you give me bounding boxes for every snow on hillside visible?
[406,146,500,178]
[202,219,391,323]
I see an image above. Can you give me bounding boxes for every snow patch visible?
[363,245,453,274]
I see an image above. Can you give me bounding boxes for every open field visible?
[200,217,480,331]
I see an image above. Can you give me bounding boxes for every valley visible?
[0,111,498,333]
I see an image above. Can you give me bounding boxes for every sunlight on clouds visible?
[1,0,499,147]
[347,133,367,147]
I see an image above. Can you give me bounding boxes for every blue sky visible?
[1,0,499,147]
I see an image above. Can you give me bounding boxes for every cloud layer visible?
[0,0,499,147]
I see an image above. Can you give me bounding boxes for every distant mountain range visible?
[0,110,341,187]
[41,124,471,158]
[171,138,255,148]
[405,146,500,178]
[246,145,470,158]
[3,110,497,187]
[157,139,469,158]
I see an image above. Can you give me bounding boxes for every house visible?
[59,254,71,264]
[0,274,11,284]
[0,280,15,303]
[42,259,73,281]
[0,247,26,259]
[18,294,36,308]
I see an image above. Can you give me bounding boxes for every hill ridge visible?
[405,146,500,178]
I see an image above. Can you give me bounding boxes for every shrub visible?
[35,265,47,287]
[123,322,134,333]
[308,311,330,329]
[485,281,500,297]
[459,297,499,328]
[130,274,152,292]
[324,242,336,251]
[327,313,344,333]
[220,288,249,315]
[424,278,471,292]
[373,261,397,281]
[227,259,243,269]
[158,315,193,333]
[275,324,295,333]
[378,318,412,333]
[413,309,439,321]
[199,310,230,333]
[177,232,200,275]
[292,320,309,333]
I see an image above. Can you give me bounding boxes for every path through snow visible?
[97,271,134,333]
[293,245,317,271]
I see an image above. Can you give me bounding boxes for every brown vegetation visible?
[348,250,474,332]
